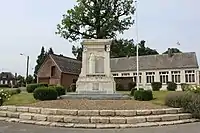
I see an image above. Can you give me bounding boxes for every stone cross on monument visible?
[76,39,116,94]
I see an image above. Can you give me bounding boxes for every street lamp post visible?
[20,53,29,86]
[135,1,139,90]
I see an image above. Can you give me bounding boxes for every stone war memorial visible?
[62,39,130,100]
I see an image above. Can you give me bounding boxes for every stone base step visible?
[0,110,193,124]
[0,117,198,129]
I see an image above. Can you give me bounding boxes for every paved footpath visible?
[0,122,200,133]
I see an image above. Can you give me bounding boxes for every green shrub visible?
[116,83,124,91]
[128,82,136,91]
[130,88,137,96]
[0,84,10,88]
[167,82,177,91]
[181,83,189,91]
[0,89,11,106]
[165,92,186,108]
[16,88,21,94]
[151,82,162,91]
[165,92,200,119]
[33,87,58,101]
[27,83,48,93]
[134,90,153,101]
[54,85,66,96]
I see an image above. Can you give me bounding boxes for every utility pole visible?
[135,0,139,90]
[20,53,30,86]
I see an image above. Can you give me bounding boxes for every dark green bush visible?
[16,88,21,94]
[151,82,162,91]
[0,84,9,88]
[33,87,58,101]
[167,82,177,91]
[134,90,153,101]
[27,83,48,93]
[128,82,136,91]
[130,88,137,96]
[116,83,124,91]
[54,85,66,96]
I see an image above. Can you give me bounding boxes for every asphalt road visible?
[0,122,200,133]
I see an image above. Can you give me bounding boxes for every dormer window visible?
[51,66,56,77]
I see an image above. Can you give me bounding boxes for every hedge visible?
[151,82,162,91]
[27,83,48,93]
[134,90,153,101]
[165,92,200,119]
[33,86,58,101]
[54,85,66,96]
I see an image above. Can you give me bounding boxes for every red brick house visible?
[37,54,81,88]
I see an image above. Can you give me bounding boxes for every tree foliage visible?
[26,75,34,84]
[34,47,55,81]
[16,75,26,87]
[163,48,182,54]
[72,39,159,60]
[56,0,135,41]
[48,47,54,55]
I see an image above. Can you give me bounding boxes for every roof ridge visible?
[111,52,196,60]
[50,54,81,62]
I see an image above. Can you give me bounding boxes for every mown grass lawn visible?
[117,90,170,105]
[2,90,170,108]
[3,92,37,106]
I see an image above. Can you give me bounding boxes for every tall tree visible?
[34,47,46,81]
[48,47,54,54]
[26,75,34,84]
[56,0,135,41]
[111,39,158,57]
[163,48,182,54]
[56,0,135,60]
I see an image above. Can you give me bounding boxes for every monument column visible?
[105,44,111,76]
[81,45,87,76]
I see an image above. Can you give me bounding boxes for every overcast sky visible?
[0,0,199,76]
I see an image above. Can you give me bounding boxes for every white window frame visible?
[171,71,181,83]
[121,73,130,77]
[112,73,119,77]
[185,70,195,83]
[159,71,169,83]
[146,72,155,83]
[133,72,142,83]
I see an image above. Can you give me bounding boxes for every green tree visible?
[26,75,34,84]
[163,48,182,54]
[56,0,135,60]
[34,47,46,81]
[16,75,25,87]
[48,47,54,54]
[56,0,135,41]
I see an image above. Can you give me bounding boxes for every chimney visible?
[168,48,173,57]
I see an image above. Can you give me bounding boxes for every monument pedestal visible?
[76,39,116,94]
[76,74,116,94]
[61,39,130,100]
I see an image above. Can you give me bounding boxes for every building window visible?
[171,71,181,83]
[51,66,56,77]
[146,72,155,83]
[185,70,195,83]
[159,71,169,83]
[113,73,119,77]
[133,72,142,83]
[121,73,130,76]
